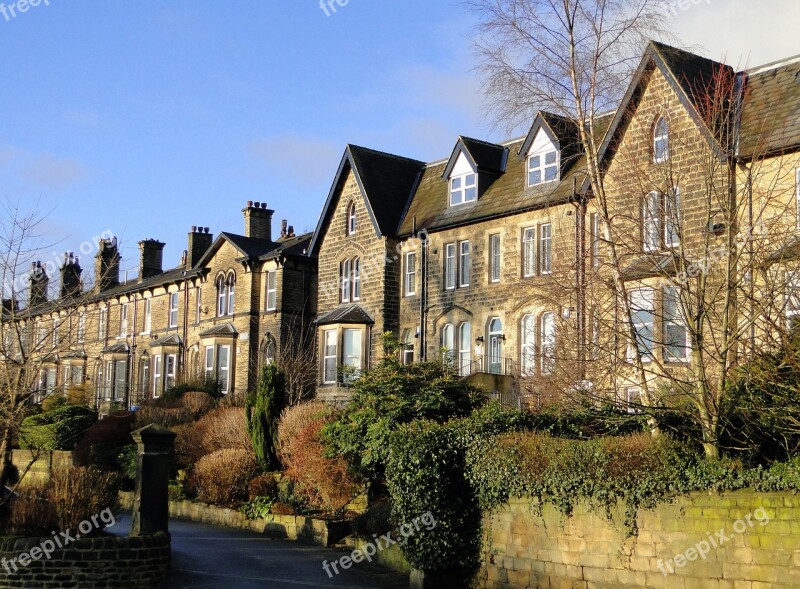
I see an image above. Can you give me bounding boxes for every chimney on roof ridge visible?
[139,239,166,280]
[280,219,288,239]
[187,225,213,270]
[95,237,121,292]
[29,261,49,307]
[60,252,83,298]
[242,200,274,241]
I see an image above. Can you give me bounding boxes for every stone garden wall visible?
[478,491,800,589]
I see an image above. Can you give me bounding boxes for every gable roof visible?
[315,304,375,326]
[442,136,507,179]
[738,56,800,157]
[519,111,580,156]
[597,41,735,168]
[309,145,425,254]
[194,231,306,269]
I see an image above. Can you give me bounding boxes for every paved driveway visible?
[114,515,409,589]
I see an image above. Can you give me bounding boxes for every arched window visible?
[653,116,669,163]
[441,324,454,365]
[260,336,276,368]
[340,259,352,302]
[226,273,236,316]
[520,314,536,376]
[216,275,227,317]
[346,202,357,235]
[458,322,471,376]
[540,312,556,375]
[353,257,361,300]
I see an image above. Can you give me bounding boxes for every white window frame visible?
[528,149,559,187]
[629,288,654,362]
[78,312,86,344]
[458,322,471,377]
[153,355,163,398]
[521,314,536,376]
[522,228,536,278]
[347,202,357,235]
[342,328,362,382]
[217,277,227,317]
[266,271,277,311]
[441,323,454,366]
[216,345,231,394]
[405,252,417,296]
[539,312,556,375]
[539,223,552,275]
[796,168,800,230]
[323,330,338,385]
[459,241,471,287]
[444,243,456,290]
[52,318,60,347]
[625,387,643,414]
[119,304,129,337]
[663,286,689,362]
[664,188,681,248]
[168,292,179,328]
[195,287,202,323]
[449,173,477,207]
[165,353,177,390]
[643,191,661,252]
[341,259,352,303]
[143,298,152,334]
[353,257,361,301]
[226,275,235,316]
[489,234,501,283]
[654,117,669,163]
[204,346,214,381]
[98,307,107,339]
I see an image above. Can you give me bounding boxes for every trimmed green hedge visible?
[19,405,97,450]
[385,404,800,575]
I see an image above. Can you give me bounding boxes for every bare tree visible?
[0,199,95,488]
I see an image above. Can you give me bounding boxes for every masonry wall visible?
[0,533,170,589]
[10,450,73,487]
[478,492,800,589]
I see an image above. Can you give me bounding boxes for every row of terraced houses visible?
[3,41,800,411]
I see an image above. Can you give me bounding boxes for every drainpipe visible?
[129,293,138,409]
[418,222,428,362]
[574,177,586,381]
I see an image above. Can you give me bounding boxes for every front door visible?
[488,318,502,374]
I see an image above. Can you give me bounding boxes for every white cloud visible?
[0,146,88,190]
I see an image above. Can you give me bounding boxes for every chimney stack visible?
[95,237,121,292]
[280,219,288,239]
[186,226,213,269]
[60,252,83,298]
[139,239,165,280]
[29,261,49,308]
[1,298,16,316]
[242,201,274,242]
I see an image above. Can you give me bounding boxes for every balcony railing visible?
[461,355,517,377]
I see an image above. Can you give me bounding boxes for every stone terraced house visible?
[0,202,316,411]
[311,41,800,407]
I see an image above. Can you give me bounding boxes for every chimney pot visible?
[261,202,267,209]
[191,225,197,233]
[246,200,253,208]
[254,201,261,208]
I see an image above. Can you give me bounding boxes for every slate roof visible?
[739,57,800,157]
[199,323,239,337]
[622,253,684,281]
[149,334,183,348]
[315,304,375,326]
[221,232,283,259]
[309,145,425,253]
[102,343,130,354]
[399,114,613,236]
[458,136,508,174]
[257,232,313,261]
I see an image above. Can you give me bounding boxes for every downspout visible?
[574,177,586,381]
[417,218,428,362]
[182,276,189,380]
[128,293,138,409]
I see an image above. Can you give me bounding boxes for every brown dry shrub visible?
[277,402,362,513]
[4,485,58,535]
[175,407,253,467]
[191,449,259,505]
[49,467,120,533]
[247,473,279,501]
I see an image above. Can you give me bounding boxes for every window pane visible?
[343,329,362,370]
[545,151,557,165]
[442,324,454,365]
[490,235,501,282]
[521,315,535,375]
[540,313,556,375]
[529,155,540,168]
[464,186,477,202]
[530,170,541,185]
[630,289,654,360]
[458,323,471,376]
[545,165,558,182]
[445,244,456,289]
[459,241,471,287]
[323,330,337,384]
[540,224,552,273]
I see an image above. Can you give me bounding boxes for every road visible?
[113,514,409,589]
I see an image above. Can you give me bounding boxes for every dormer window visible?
[528,150,559,186]
[450,173,477,206]
[346,202,357,235]
[654,116,669,163]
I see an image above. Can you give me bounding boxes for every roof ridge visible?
[746,53,800,75]
[347,143,425,165]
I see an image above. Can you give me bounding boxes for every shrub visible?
[175,407,253,468]
[246,365,286,470]
[19,405,97,450]
[278,402,362,512]
[351,498,393,538]
[248,473,279,501]
[42,394,69,412]
[322,352,485,483]
[191,449,259,505]
[74,411,135,470]
[240,496,274,520]
[3,485,58,536]
[134,392,216,430]
[162,376,223,401]
[66,383,93,407]
[49,467,120,533]
[276,401,329,466]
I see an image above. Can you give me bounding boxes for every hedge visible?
[19,405,97,450]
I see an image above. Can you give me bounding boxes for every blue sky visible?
[1,0,797,278]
